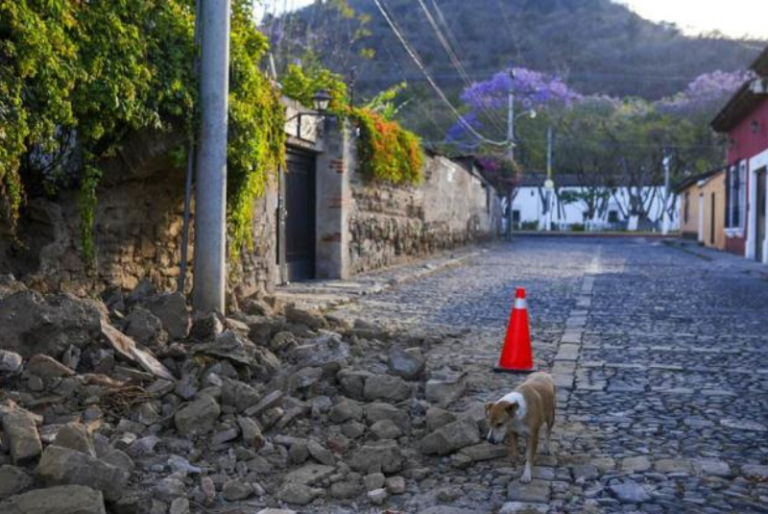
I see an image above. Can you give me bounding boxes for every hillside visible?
[280,0,763,100]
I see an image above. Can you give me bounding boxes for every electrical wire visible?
[373,0,508,147]
[416,0,508,134]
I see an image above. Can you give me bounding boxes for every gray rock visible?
[364,402,410,433]
[222,480,254,501]
[291,367,324,390]
[154,477,187,502]
[0,466,32,500]
[609,481,651,503]
[364,472,386,491]
[507,479,551,503]
[170,498,190,514]
[426,407,456,432]
[278,482,323,505]
[337,370,371,400]
[387,347,426,380]
[499,502,549,513]
[370,419,403,440]
[307,440,335,466]
[572,464,600,482]
[0,350,22,373]
[194,331,280,379]
[286,306,328,330]
[0,401,42,463]
[289,441,310,464]
[0,485,106,514]
[451,442,507,468]
[237,417,265,449]
[692,458,731,477]
[420,418,480,456]
[125,307,166,346]
[174,394,220,436]
[348,440,404,474]
[364,374,411,402]
[425,372,468,407]
[54,422,96,457]
[329,398,364,424]
[368,488,388,505]
[100,449,135,472]
[189,312,224,341]
[291,333,350,371]
[284,464,335,486]
[256,510,297,514]
[330,480,362,499]
[742,464,768,480]
[145,292,190,340]
[385,476,406,495]
[0,291,104,359]
[621,456,651,473]
[36,445,129,502]
[27,354,75,378]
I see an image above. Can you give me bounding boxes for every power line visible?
[372,0,508,147]
[415,0,508,134]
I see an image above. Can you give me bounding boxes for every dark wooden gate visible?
[284,151,316,281]
[757,169,766,263]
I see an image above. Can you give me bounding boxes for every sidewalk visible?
[273,245,489,310]
[663,239,768,278]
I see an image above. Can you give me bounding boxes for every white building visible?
[511,174,679,232]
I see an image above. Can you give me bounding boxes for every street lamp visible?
[287,89,333,140]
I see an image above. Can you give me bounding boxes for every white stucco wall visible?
[512,186,679,231]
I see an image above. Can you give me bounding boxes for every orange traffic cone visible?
[494,287,535,373]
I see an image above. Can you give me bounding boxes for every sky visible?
[257,0,768,40]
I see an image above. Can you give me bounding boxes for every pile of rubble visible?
[0,276,500,514]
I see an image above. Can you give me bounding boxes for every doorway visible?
[283,150,316,282]
[757,169,766,262]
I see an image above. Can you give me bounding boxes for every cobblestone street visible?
[331,237,768,513]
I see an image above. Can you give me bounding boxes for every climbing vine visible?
[351,108,423,185]
[0,0,285,263]
[282,64,423,185]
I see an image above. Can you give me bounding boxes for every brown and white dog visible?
[485,372,556,483]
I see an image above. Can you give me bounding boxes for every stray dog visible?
[485,372,556,483]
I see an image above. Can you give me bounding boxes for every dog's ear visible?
[505,402,518,416]
[485,401,494,415]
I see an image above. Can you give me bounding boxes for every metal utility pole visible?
[662,151,671,236]
[506,69,515,241]
[193,0,231,313]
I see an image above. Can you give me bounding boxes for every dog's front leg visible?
[507,431,519,461]
[520,431,539,483]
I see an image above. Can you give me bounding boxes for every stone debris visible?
[0,275,514,513]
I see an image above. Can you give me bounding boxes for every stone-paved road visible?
[331,237,768,514]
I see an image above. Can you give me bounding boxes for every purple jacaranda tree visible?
[658,70,752,118]
[446,67,581,147]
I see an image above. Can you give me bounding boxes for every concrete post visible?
[193,0,231,313]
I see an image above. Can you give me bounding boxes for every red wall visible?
[727,97,768,164]
[724,97,768,256]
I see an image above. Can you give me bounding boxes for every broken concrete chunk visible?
[347,440,404,474]
[419,418,480,456]
[0,465,32,500]
[0,401,42,463]
[387,346,426,380]
[53,422,96,457]
[0,485,106,514]
[36,445,129,502]
[0,350,23,374]
[144,292,191,340]
[174,394,220,436]
[425,371,468,407]
[363,374,411,402]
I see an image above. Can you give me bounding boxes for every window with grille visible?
[727,162,747,229]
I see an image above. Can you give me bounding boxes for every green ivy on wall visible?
[0,0,285,263]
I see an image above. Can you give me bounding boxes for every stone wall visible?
[348,152,502,274]
[1,128,278,301]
